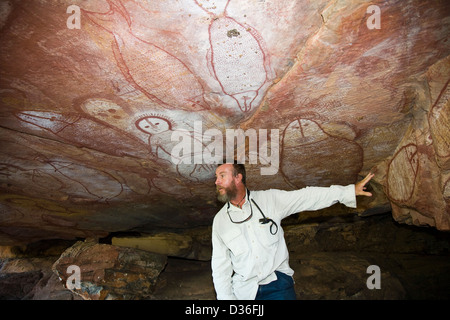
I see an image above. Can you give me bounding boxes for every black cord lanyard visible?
[227,189,279,235]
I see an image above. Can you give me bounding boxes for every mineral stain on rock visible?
[227,28,240,38]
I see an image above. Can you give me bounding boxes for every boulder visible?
[52,240,167,300]
[112,227,212,261]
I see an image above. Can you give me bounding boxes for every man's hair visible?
[220,159,246,185]
[232,163,246,186]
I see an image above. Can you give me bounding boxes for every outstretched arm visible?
[355,173,375,197]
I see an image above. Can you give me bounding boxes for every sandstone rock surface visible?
[0,0,449,248]
[1,214,449,300]
[52,240,167,299]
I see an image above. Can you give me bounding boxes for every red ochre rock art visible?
[386,143,419,203]
[384,120,449,230]
[0,0,449,246]
[428,79,450,169]
[281,118,363,189]
[83,0,210,112]
[13,110,151,159]
[199,0,272,113]
[134,113,216,182]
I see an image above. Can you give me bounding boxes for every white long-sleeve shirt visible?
[211,185,357,300]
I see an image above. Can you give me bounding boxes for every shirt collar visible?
[228,189,250,208]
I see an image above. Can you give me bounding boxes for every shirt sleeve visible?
[211,219,237,300]
[267,184,357,220]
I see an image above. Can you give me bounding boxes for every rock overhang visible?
[0,0,449,245]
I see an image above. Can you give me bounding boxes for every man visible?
[212,162,374,300]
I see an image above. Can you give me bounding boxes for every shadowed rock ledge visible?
[1,214,448,300]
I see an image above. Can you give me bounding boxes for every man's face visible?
[215,164,238,203]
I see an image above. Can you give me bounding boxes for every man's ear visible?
[235,173,243,185]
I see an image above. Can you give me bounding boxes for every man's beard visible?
[216,182,238,203]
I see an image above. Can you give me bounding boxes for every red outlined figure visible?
[0,140,124,204]
[135,114,216,182]
[444,177,450,204]
[45,160,124,203]
[196,0,271,113]
[0,147,65,202]
[428,79,450,161]
[135,114,175,159]
[386,143,419,203]
[78,97,134,132]
[14,110,151,159]
[82,0,210,112]
[280,117,363,188]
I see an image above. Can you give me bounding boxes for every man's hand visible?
[355,173,375,196]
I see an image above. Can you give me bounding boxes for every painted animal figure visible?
[83,0,210,112]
